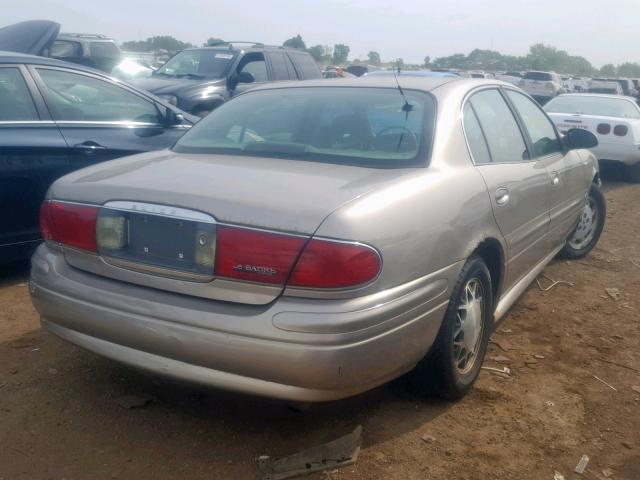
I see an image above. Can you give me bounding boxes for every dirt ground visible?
[1,179,639,480]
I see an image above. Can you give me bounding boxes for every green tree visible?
[332,44,350,65]
[599,64,617,76]
[307,45,324,62]
[122,36,192,53]
[423,56,431,68]
[617,62,640,77]
[204,37,225,47]
[367,51,381,65]
[283,35,306,50]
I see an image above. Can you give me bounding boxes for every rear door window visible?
[505,90,562,157]
[0,67,39,121]
[36,68,160,123]
[288,52,321,79]
[467,89,530,163]
[463,103,491,164]
[266,52,291,81]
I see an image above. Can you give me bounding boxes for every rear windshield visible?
[173,87,435,167]
[155,49,236,78]
[524,72,553,81]
[544,96,640,119]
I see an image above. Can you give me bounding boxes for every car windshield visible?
[173,87,434,167]
[524,72,552,81]
[545,96,640,118]
[155,49,235,77]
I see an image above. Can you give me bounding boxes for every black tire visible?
[414,256,493,400]
[558,183,606,259]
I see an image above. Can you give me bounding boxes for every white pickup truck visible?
[519,71,564,104]
[544,93,640,181]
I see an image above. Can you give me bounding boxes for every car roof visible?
[244,76,501,93]
[184,44,309,54]
[0,50,113,75]
[553,93,637,102]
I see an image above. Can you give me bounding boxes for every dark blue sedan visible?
[0,24,196,264]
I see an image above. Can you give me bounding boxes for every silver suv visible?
[520,71,564,104]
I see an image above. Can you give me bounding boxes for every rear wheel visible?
[414,256,493,400]
[559,184,606,259]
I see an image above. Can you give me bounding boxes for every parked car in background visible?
[0,52,197,264]
[0,20,121,73]
[592,78,636,97]
[129,42,322,116]
[588,80,623,95]
[322,66,356,78]
[31,77,604,403]
[46,32,121,73]
[519,70,564,104]
[468,71,494,79]
[495,72,522,85]
[545,93,640,181]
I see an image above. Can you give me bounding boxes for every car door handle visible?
[73,141,107,153]
[495,188,510,206]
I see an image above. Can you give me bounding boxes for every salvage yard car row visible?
[0,18,634,405]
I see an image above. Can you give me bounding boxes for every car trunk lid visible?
[0,20,60,56]
[49,151,409,304]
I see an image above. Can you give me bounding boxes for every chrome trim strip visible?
[102,201,215,224]
[102,256,214,283]
[216,221,310,238]
[0,120,55,125]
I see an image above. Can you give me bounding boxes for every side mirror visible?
[565,128,598,149]
[163,108,184,126]
[236,71,255,84]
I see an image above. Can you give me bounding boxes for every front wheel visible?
[414,256,493,400]
[558,184,606,259]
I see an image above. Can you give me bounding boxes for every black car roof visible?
[0,50,106,74]
[184,44,312,54]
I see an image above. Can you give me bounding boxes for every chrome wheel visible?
[568,196,598,250]
[452,278,485,375]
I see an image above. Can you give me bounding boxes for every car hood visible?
[129,75,226,95]
[0,20,59,55]
[48,150,413,234]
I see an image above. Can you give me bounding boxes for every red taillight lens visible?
[614,125,628,136]
[40,201,99,252]
[288,239,381,289]
[597,123,611,134]
[214,226,306,284]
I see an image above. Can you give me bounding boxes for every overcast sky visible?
[4,0,638,67]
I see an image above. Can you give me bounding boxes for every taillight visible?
[597,123,611,135]
[288,239,381,289]
[214,226,306,285]
[614,125,628,136]
[214,225,381,289]
[40,200,99,252]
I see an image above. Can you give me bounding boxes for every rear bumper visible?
[30,245,454,402]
